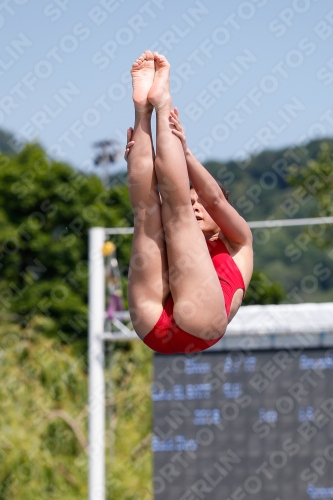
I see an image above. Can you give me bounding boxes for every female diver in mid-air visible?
[125,50,253,354]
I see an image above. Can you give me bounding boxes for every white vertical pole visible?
[88,227,106,500]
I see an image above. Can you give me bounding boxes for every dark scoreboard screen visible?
[152,349,333,500]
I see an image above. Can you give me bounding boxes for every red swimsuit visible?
[143,238,245,354]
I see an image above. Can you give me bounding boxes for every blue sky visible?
[1,0,333,174]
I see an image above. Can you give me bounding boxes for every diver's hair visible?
[190,181,232,206]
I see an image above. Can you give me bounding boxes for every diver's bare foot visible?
[131,50,155,114]
[148,52,171,110]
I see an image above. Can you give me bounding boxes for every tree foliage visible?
[285,143,333,280]
[204,138,333,222]
[287,142,333,245]
[0,318,153,500]
[0,317,88,499]
[243,270,285,306]
[0,144,132,345]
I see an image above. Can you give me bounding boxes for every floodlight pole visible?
[88,227,106,500]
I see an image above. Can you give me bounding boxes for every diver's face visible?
[190,189,220,237]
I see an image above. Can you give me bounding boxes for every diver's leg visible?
[148,53,227,339]
[127,51,169,338]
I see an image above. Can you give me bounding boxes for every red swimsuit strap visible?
[206,238,245,292]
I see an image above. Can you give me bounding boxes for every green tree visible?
[0,144,132,345]
[0,318,153,500]
[287,142,333,253]
[0,317,88,499]
[243,270,285,306]
[287,142,333,217]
